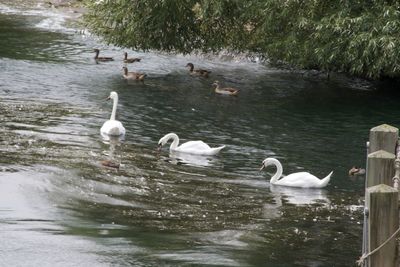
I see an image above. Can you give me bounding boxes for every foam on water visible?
[0,3,76,33]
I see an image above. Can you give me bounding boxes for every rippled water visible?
[1,3,400,267]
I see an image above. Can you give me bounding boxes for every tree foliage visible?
[84,0,400,79]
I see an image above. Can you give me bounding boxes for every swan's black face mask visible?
[157,143,162,151]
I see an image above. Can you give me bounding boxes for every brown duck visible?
[122,67,147,81]
[101,160,120,169]
[348,166,366,176]
[212,81,239,96]
[124,52,141,63]
[186,63,211,77]
[93,49,114,62]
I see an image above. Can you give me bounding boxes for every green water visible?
[1,3,399,267]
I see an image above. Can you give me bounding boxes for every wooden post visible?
[366,150,396,187]
[369,124,399,154]
[366,184,398,267]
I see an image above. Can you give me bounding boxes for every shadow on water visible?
[1,3,398,267]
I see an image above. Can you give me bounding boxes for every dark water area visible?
[1,3,399,267]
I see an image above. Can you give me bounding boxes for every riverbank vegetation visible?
[83,0,400,80]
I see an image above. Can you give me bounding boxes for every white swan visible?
[100,91,126,137]
[260,158,333,188]
[157,133,225,155]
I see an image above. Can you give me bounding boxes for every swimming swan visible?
[100,91,126,137]
[157,133,225,155]
[260,158,332,188]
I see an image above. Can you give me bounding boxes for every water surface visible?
[1,3,399,267]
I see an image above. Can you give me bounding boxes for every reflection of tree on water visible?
[101,135,121,169]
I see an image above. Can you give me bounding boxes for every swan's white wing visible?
[101,120,126,136]
[275,172,323,188]
[175,141,224,155]
[178,141,211,151]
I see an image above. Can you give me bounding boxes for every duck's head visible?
[107,91,118,100]
[93,48,100,53]
[186,63,194,68]
[349,166,365,176]
[212,80,220,86]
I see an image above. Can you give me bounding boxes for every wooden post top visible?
[370,124,399,133]
[367,184,397,193]
[369,124,399,154]
[368,150,396,159]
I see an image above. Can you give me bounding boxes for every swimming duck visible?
[186,63,211,77]
[158,133,225,155]
[260,158,333,188]
[212,81,239,96]
[101,160,120,169]
[348,166,366,176]
[100,91,126,137]
[93,49,114,62]
[124,52,141,63]
[122,67,147,81]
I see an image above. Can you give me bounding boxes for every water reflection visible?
[269,184,329,206]
[168,151,221,167]
[100,135,122,169]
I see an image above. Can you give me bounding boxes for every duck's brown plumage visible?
[93,49,114,62]
[124,52,141,63]
[348,166,366,176]
[101,160,120,169]
[122,67,147,81]
[212,81,239,96]
[186,63,211,77]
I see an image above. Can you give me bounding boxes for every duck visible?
[348,166,366,176]
[93,49,114,62]
[212,81,239,96]
[186,63,211,77]
[124,52,141,63]
[100,91,126,137]
[260,158,333,188]
[122,67,147,81]
[101,160,120,169]
[157,133,225,155]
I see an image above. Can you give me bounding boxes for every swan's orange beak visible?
[259,165,265,171]
[105,96,111,101]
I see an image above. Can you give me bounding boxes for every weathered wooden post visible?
[366,184,399,267]
[366,150,395,187]
[369,124,398,154]
[360,124,400,267]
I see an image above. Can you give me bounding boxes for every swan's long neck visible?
[110,95,118,121]
[269,158,283,183]
[123,68,128,75]
[166,133,179,150]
